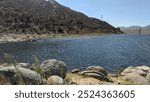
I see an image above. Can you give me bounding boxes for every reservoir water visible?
[1,34,150,73]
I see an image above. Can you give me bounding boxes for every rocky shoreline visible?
[0,33,117,43]
[0,33,57,43]
[0,59,150,85]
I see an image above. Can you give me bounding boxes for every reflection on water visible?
[1,34,150,73]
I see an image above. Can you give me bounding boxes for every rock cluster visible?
[0,66,47,85]
[0,59,67,85]
[1,59,150,85]
[66,66,111,85]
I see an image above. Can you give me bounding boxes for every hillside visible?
[120,25,150,34]
[0,0,122,34]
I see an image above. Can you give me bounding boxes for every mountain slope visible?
[0,0,122,34]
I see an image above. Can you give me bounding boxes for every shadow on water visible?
[1,34,150,73]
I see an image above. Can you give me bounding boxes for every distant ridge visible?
[145,25,150,28]
[120,25,150,34]
[0,0,122,34]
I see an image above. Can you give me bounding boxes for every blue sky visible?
[56,0,150,27]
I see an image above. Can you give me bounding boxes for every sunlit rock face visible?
[45,0,56,4]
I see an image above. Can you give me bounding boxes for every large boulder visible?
[122,73,150,85]
[121,66,147,77]
[0,66,47,85]
[47,75,65,85]
[86,66,108,76]
[40,59,67,79]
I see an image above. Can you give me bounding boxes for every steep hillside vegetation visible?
[0,0,122,34]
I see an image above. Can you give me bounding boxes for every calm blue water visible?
[1,34,150,73]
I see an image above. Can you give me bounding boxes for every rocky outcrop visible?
[40,59,67,79]
[68,66,150,85]
[1,60,150,85]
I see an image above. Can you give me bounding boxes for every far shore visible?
[0,33,120,43]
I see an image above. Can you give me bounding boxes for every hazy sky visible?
[56,0,150,27]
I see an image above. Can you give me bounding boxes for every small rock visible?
[40,59,67,79]
[47,75,65,85]
[68,81,77,85]
[146,73,150,82]
[17,63,30,68]
[122,73,150,85]
[0,65,3,68]
[71,69,80,73]
[87,66,108,76]
[1,63,8,67]
[108,74,118,77]
[102,82,116,85]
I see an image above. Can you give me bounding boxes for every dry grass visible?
[0,75,11,85]
[109,75,133,85]
[66,73,134,85]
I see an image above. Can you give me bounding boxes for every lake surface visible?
[1,34,150,73]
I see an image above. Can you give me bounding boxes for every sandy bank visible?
[0,33,115,43]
